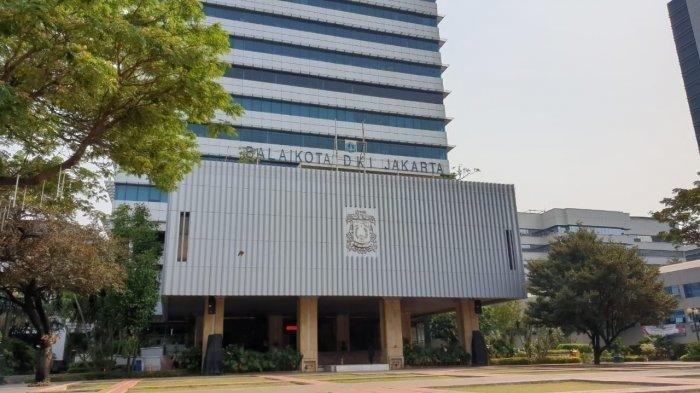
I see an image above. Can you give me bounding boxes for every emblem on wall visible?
[344,207,378,257]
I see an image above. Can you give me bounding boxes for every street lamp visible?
[687,308,700,342]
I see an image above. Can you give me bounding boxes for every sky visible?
[438,0,699,216]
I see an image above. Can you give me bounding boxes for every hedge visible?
[490,356,581,365]
[556,343,592,353]
[25,370,189,383]
[680,342,700,362]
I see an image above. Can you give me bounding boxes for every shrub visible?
[25,370,188,383]
[0,338,34,374]
[175,347,202,372]
[640,343,656,357]
[556,343,592,353]
[66,362,91,374]
[403,344,470,367]
[222,346,302,373]
[680,342,700,362]
[490,356,580,365]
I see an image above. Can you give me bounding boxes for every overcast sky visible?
[439,0,699,216]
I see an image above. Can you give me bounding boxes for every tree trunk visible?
[592,335,602,365]
[34,344,53,383]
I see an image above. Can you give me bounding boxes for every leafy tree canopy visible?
[0,204,124,381]
[0,0,242,192]
[652,177,700,246]
[527,230,676,364]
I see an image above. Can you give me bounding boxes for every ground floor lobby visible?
[156,296,481,372]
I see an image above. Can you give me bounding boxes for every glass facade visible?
[115,184,168,203]
[665,285,682,298]
[190,125,447,160]
[522,225,624,237]
[236,96,446,132]
[664,310,687,324]
[204,5,440,51]
[281,0,438,26]
[231,37,442,78]
[226,66,444,104]
[669,0,700,151]
[684,282,700,298]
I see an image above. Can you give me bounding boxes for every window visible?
[684,282,700,298]
[280,0,438,26]
[664,310,687,325]
[665,285,681,298]
[114,184,168,203]
[177,212,190,262]
[225,66,444,104]
[505,229,515,271]
[204,5,440,51]
[235,96,446,132]
[188,125,448,160]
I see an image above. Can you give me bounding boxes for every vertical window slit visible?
[505,229,515,271]
[177,212,190,262]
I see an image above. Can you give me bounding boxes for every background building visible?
[110,0,527,371]
[518,208,696,266]
[620,260,700,345]
[669,0,700,152]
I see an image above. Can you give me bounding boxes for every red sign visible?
[285,324,298,333]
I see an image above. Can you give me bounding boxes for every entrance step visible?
[326,364,390,373]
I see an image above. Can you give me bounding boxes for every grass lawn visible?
[64,381,124,392]
[434,381,657,393]
[295,372,460,384]
[125,375,296,392]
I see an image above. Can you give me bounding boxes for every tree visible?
[428,312,458,344]
[0,205,123,382]
[0,0,243,192]
[66,205,160,372]
[479,301,526,357]
[652,177,700,246]
[527,230,677,365]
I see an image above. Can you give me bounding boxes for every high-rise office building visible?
[669,0,700,152]
[111,1,525,372]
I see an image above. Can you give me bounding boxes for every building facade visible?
[669,0,700,152]
[111,0,526,371]
[518,208,695,266]
[620,260,700,345]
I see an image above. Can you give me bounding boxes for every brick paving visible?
[6,362,700,393]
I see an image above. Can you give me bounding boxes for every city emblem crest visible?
[344,209,378,255]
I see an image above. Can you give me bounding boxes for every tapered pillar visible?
[336,314,350,351]
[202,297,225,362]
[455,299,479,355]
[401,311,412,346]
[268,315,284,348]
[379,298,404,369]
[297,297,318,372]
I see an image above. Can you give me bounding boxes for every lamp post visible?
[687,308,700,342]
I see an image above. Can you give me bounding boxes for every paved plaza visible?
[0,362,698,393]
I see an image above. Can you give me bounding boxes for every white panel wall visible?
[223,52,445,92]
[220,78,446,118]
[161,162,525,299]
[205,0,440,39]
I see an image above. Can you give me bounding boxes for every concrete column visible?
[297,297,318,372]
[455,299,479,355]
[202,297,225,362]
[336,314,350,351]
[379,298,404,369]
[401,312,412,346]
[267,315,284,348]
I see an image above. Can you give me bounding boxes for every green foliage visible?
[403,344,470,367]
[0,0,243,192]
[490,356,581,365]
[522,327,565,362]
[480,301,526,358]
[527,229,677,364]
[25,369,189,383]
[175,347,202,372]
[638,335,673,360]
[62,205,160,371]
[222,346,302,373]
[680,342,700,361]
[427,312,458,344]
[0,338,34,374]
[652,177,700,246]
[556,343,592,354]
